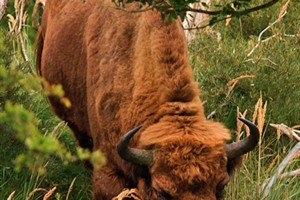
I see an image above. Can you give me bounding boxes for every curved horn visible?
[226,118,260,159]
[117,125,153,166]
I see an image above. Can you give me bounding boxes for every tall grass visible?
[189,0,299,199]
[224,96,299,199]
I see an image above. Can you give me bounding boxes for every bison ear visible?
[117,125,154,167]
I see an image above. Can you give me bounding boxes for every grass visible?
[1,0,299,199]
[0,108,93,199]
[188,1,300,199]
[227,150,300,200]
[223,97,300,199]
[0,92,93,199]
[189,1,300,129]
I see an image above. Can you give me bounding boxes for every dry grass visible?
[25,187,53,200]
[66,177,76,200]
[112,188,143,200]
[5,175,79,200]
[226,75,256,97]
[7,191,16,200]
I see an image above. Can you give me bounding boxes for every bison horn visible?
[226,118,260,159]
[117,125,154,166]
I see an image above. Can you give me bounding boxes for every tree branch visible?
[178,0,279,16]
[115,0,280,16]
[237,0,279,16]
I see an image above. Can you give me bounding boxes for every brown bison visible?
[36,0,259,199]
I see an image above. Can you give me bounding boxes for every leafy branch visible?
[113,0,280,23]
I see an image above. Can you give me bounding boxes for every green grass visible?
[0,106,93,199]
[188,1,300,199]
[1,0,299,199]
[189,0,300,128]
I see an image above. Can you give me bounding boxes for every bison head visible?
[117,118,259,200]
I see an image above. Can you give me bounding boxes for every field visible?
[0,0,299,199]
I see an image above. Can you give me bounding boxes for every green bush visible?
[0,3,105,199]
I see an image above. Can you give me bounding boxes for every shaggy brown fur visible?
[36,0,239,199]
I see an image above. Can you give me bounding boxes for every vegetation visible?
[188,1,300,199]
[114,0,280,23]
[0,1,105,199]
[0,0,299,199]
